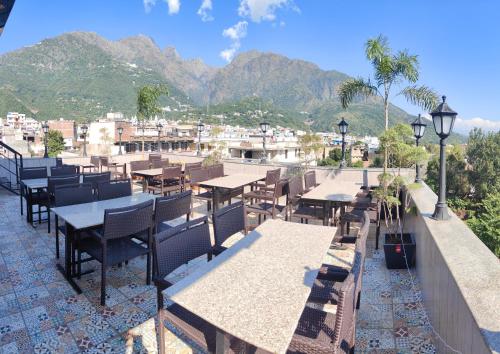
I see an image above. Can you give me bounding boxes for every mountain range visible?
[0,31,447,139]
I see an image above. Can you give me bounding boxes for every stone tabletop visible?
[21,178,49,190]
[302,176,363,203]
[164,219,336,354]
[130,168,164,177]
[51,193,156,230]
[199,173,265,189]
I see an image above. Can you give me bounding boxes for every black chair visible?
[207,164,224,179]
[53,183,94,259]
[78,199,154,305]
[212,201,247,256]
[43,175,80,233]
[97,179,132,201]
[20,167,48,222]
[82,172,111,194]
[153,216,215,353]
[50,165,79,176]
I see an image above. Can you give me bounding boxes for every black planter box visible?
[384,233,416,269]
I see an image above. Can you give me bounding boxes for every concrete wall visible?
[406,183,499,354]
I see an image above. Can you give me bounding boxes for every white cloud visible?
[143,0,156,13]
[166,0,180,14]
[454,117,500,134]
[143,0,180,14]
[238,0,296,22]
[197,0,213,22]
[220,21,248,62]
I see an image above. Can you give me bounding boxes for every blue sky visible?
[1,0,499,132]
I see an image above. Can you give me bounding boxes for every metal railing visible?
[0,141,23,194]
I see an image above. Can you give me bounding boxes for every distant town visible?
[0,110,380,166]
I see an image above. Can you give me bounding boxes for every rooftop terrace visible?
[0,153,497,353]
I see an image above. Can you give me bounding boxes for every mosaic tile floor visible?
[0,188,436,353]
[354,226,437,354]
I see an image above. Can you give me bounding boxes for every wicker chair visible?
[43,175,80,233]
[183,162,203,189]
[289,175,325,224]
[130,160,150,173]
[20,167,48,223]
[50,165,79,176]
[149,153,162,164]
[252,168,281,192]
[78,199,154,305]
[54,183,94,259]
[207,163,224,179]
[212,201,247,256]
[82,172,111,195]
[147,166,183,196]
[190,168,213,211]
[245,178,288,224]
[304,170,319,193]
[152,158,170,169]
[287,273,357,354]
[100,156,126,178]
[97,179,132,201]
[81,155,101,173]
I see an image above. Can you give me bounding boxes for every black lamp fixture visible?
[260,121,270,163]
[430,96,457,221]
[117,126,124,155]
[197,120,204,156]
[42,122,49,158]
[81,123,88,157]
[411,114,427,183]
[337,117,348,168]
[157,123,163,152]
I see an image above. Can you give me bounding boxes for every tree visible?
[337,35,438,170]
[317,148,350,166]
[466,128,500,201]
[99,127,113,155]
[299,132,323,168]
[137,84,169,151]
[467,192,500,257]
[47,130,65,157]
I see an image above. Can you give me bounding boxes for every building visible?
[48,119,76,148]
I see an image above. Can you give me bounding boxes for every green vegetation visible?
[47,130,65,157]
[318,148,350,167]
[426,129,500,256]
[137,85,169,122]
[298,132,323,168]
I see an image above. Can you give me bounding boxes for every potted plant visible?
[373,124,429,269]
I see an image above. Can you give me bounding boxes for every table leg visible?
[323,201,330,226]
[212,188,220,212]
[56,223,83,294]
[340,202,346,235]
[20,184,23,216]
[142,177,148,193]
[215,329,228,354]
[27,188,33,224]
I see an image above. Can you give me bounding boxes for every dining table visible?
[50,192,156,293]
[164,219,337,353]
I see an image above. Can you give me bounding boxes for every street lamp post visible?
[81,124,88,157]
[197,120,204,157]
[338,118,348,168]
[260,121,270,164]
[117,126,123,155]
[42,122,49,158]
[411,114,427,183]
[140,122,145,152]
[430,96,457,221]
[157,123,163,152]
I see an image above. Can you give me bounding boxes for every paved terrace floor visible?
[0,188,436,353]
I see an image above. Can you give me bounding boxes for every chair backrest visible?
[102,199,154,240]
[54,183,94,207]
[287,175,304,201]
[51,165,79,176]
[149,153,161,162]
[333,273,356,352]
[97,179,132,201]
[20,167,47,180]
[162,166,182,180]
[55,157,63,167]
[100,156,110,167]
[184,162,202,176]
[153,216,212,280]
[154,191,192,229]
[273,178,289,200]
[82,172,111,191]
[90,155,101,167]
[304,171,317,191]
[208,164,224,179]
[130,160,150,172]
[265,168,281,186]
[357,211,370,246]
[152,158,169,169]
[47,175,80,195]
[213,201,246,248]
[190,167,209,184]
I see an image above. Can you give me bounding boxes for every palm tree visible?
[338,35,439,169]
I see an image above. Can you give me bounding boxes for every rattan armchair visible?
[97,179,132,201]
[147,166,183,196]
[20,167,48,224]
[212,201,247,256]
[245,178,288,224]
[43,175,80,233]
[82,172,111,195]
[50,165,79,176]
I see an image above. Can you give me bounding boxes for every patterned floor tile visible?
[68,312,117,350]
[45,281,77,299]
[0,293,19,317]
[393,303,430,327]
[86,286,128,308]
[22,304,63,335]
[355,329,395,350]
[130,289,158,317]
[31,326,80,354]
[55,294,97,323]
[117,281,155,299]
[15,285,51,311]
[0,313,28,346]
[102,302,150,334]
[357,303,393,329]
